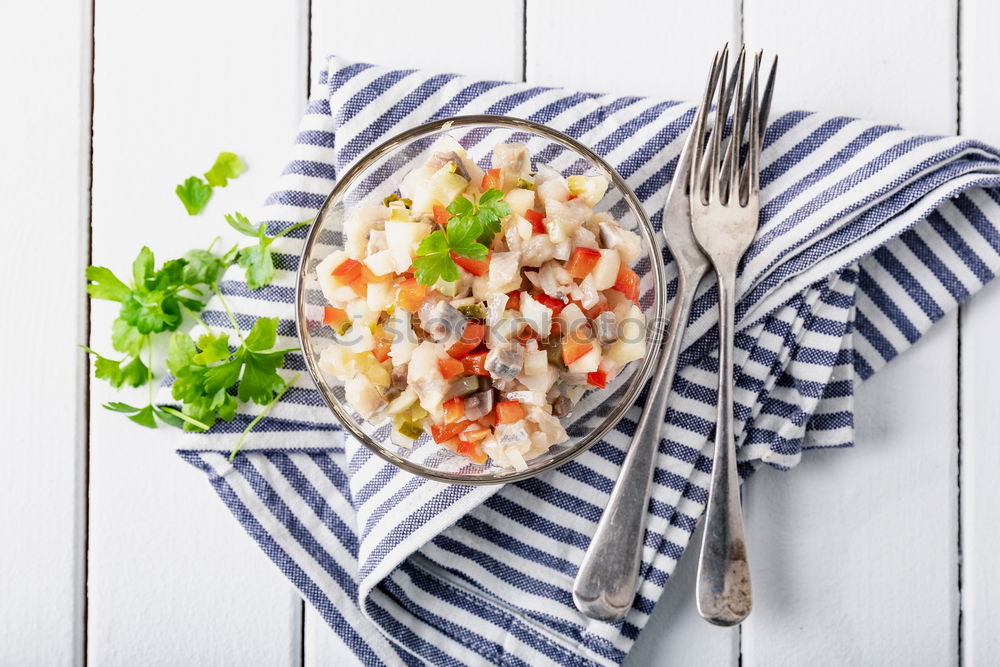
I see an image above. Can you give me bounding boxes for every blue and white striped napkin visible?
[174,55,1000,665]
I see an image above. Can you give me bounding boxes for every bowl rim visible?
[295,114,666,485]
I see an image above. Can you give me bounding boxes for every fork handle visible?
[572,271,700,623]
[696,269,752,626]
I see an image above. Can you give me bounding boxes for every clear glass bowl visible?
[296,115,665,484]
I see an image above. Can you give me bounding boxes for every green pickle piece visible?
[458,303,487,319]
[382,192,399,206]
[516,177,534,190]
[546,343,567,369]
[395,420,424,441]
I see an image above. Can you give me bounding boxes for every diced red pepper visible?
[456,438,488,464]
[438,356,464,380]
[613,264,641,304]
[495,401,525,424]
[433,204,452,227]
[586,370,608,389]
[533,292,565,316]
[448,322,486,358]
[451,252,490,277]
[322,306,349,329]
[331,258,363,284]
[481,168,502,191]
[582,296,610,320]
[564,247,602,279]
[444,396,465,423]
[461,350,490,376]
[462,428,491,443]
[515,327,541,345]
[431,420,473,444]
[372,338,391,363]
[567,193,579,201]
[479,410,496,428]
[395,278,427,313]
[524,209,546,235]
[505,290,521,311]
[562,341,593,365]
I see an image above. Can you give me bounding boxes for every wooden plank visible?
[528,0,737,100]
[87,1,309,663]
[0,3,91,665]
[958,0,1000,662]
[304,1,525,662]
[527,2,743,664]
[742,1,960,664]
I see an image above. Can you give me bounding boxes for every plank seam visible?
[955,1,965,664]
[82,0,96,663]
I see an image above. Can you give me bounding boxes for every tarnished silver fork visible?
[690,48,767,626]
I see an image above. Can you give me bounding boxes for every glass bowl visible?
[296,115,665,484]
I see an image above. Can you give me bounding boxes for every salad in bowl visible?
[297,116,664,483]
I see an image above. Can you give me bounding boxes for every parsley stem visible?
[146,336,153,404]
[206,236,220,253]
[213,287,244,342]
[270,220,311,240]
[228,373,300,461]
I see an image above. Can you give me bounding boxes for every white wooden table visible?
[3,1,998,664]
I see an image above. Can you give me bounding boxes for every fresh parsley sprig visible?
[226,212,311,289]
[412,189,511,285]
[85,205,310,451]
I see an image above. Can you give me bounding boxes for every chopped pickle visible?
[445,375,480,399]
[334,322,351,336]
[382,192,400,206]
[409,405,429,422]
[393,417,424,440]
[458,303,487,319]
[516,177,534,190]
[546,343,567,370]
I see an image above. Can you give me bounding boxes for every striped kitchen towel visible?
[173,55,1000,666]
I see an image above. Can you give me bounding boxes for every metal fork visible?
[572,50,724,623]
[690,48,767,626]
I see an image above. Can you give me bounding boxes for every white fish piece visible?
[519,292,552,337]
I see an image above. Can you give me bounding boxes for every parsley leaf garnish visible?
[176,152,246,215]
[176,177,213,215]
[412,189,509,285]
[204,152,245,188]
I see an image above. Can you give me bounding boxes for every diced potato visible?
[411,169,469,214]
[558,302,587,332]
[363,249,395,277]
[388,309,418,366]
[606,305,647,365]
[343,206,388,259]
[366,281,392,312]
[315,250,349,305]
[345,322,374,354]
[345,374,386,419]
[567,174,609,207]
[523,346,548,375]
[567,344,601,374]
[504,188,535,217]
[318,344,357,381]
[385,220,432,273]
[590,249,621,291]
[407,341,448,412]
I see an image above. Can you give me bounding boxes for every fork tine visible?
[679,48,722,195]
[745,50,763,201]
[725,49,746,205]
[691,45,727,203]
[702,48,730,204]
[758,55,778,145]
[719,45,747,199]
